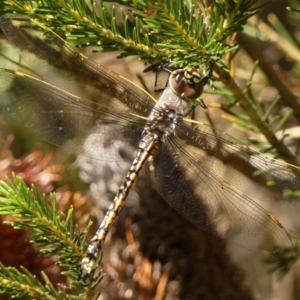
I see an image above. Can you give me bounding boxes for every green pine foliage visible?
[1,0,297,163]
[0,0,256,64]
[0,174,102,299]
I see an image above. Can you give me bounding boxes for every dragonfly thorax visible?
[142,67,206,140]
[144,103,182,141]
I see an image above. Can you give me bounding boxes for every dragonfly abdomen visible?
[81,132,161,280]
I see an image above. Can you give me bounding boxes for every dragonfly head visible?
[169,68,206,101]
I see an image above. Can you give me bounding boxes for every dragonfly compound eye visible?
[169,68,204,100]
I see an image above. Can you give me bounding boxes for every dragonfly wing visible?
[0,14,155,115]
[176,122,300,205]
[0,69,144,161]
[152,122,298,251]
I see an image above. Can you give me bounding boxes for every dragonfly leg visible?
[201,61,214,85]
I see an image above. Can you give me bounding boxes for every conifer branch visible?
[0,174,99,298]
[1,0,298,162]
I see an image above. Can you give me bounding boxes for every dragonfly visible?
[0,14,300,281]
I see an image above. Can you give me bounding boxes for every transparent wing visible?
[0,14,155,116]
[0,69,145,161]
[0,14,155,161]
[177,122,300,205]
[153,121,300,251]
